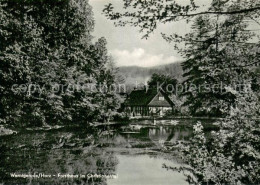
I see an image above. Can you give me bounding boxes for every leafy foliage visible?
[177,13,259,116]
[0,0,121,127]
[175,86,260,184]
[148,73,178,93]
[103,0,260,184]
[103,0,260,39]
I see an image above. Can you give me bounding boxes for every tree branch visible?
[176,6,260,17]
[104,6,260,20]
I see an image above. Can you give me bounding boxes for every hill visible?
[118,62,184,86]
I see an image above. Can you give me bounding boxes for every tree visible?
[168,85,260,184]
[0,0,121,127]
[103,0,260,116]
[148,73,178,94]
[175,13,259,116]
[103,0,260,183]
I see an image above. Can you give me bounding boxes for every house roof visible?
[148,91,174,107]
[125,88,174,107]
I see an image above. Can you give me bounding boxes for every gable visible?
[148,91,173,107]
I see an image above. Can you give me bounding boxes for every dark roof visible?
[125,89,174,107]
[125,89,157,106]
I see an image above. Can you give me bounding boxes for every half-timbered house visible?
[124,89,174,117]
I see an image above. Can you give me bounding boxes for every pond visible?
[0,119,215,184]
[107,155,187,185]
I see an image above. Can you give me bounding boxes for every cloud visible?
[110,48,180,67]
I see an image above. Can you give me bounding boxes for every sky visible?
[88,0,259,68]
[89,0,191,67]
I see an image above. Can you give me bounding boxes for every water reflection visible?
[119,124,192,149]
[0,121,197,184]
[148,126,191,142]
[0,130,118,184]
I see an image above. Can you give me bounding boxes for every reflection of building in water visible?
[117,125,192,150]
[148,126,191,143]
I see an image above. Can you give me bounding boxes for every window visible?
[159,96,164,101]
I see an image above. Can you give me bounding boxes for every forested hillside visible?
[118,62,183,85]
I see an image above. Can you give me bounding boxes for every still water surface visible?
[0,119,212,184]
[108,155,188,185]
